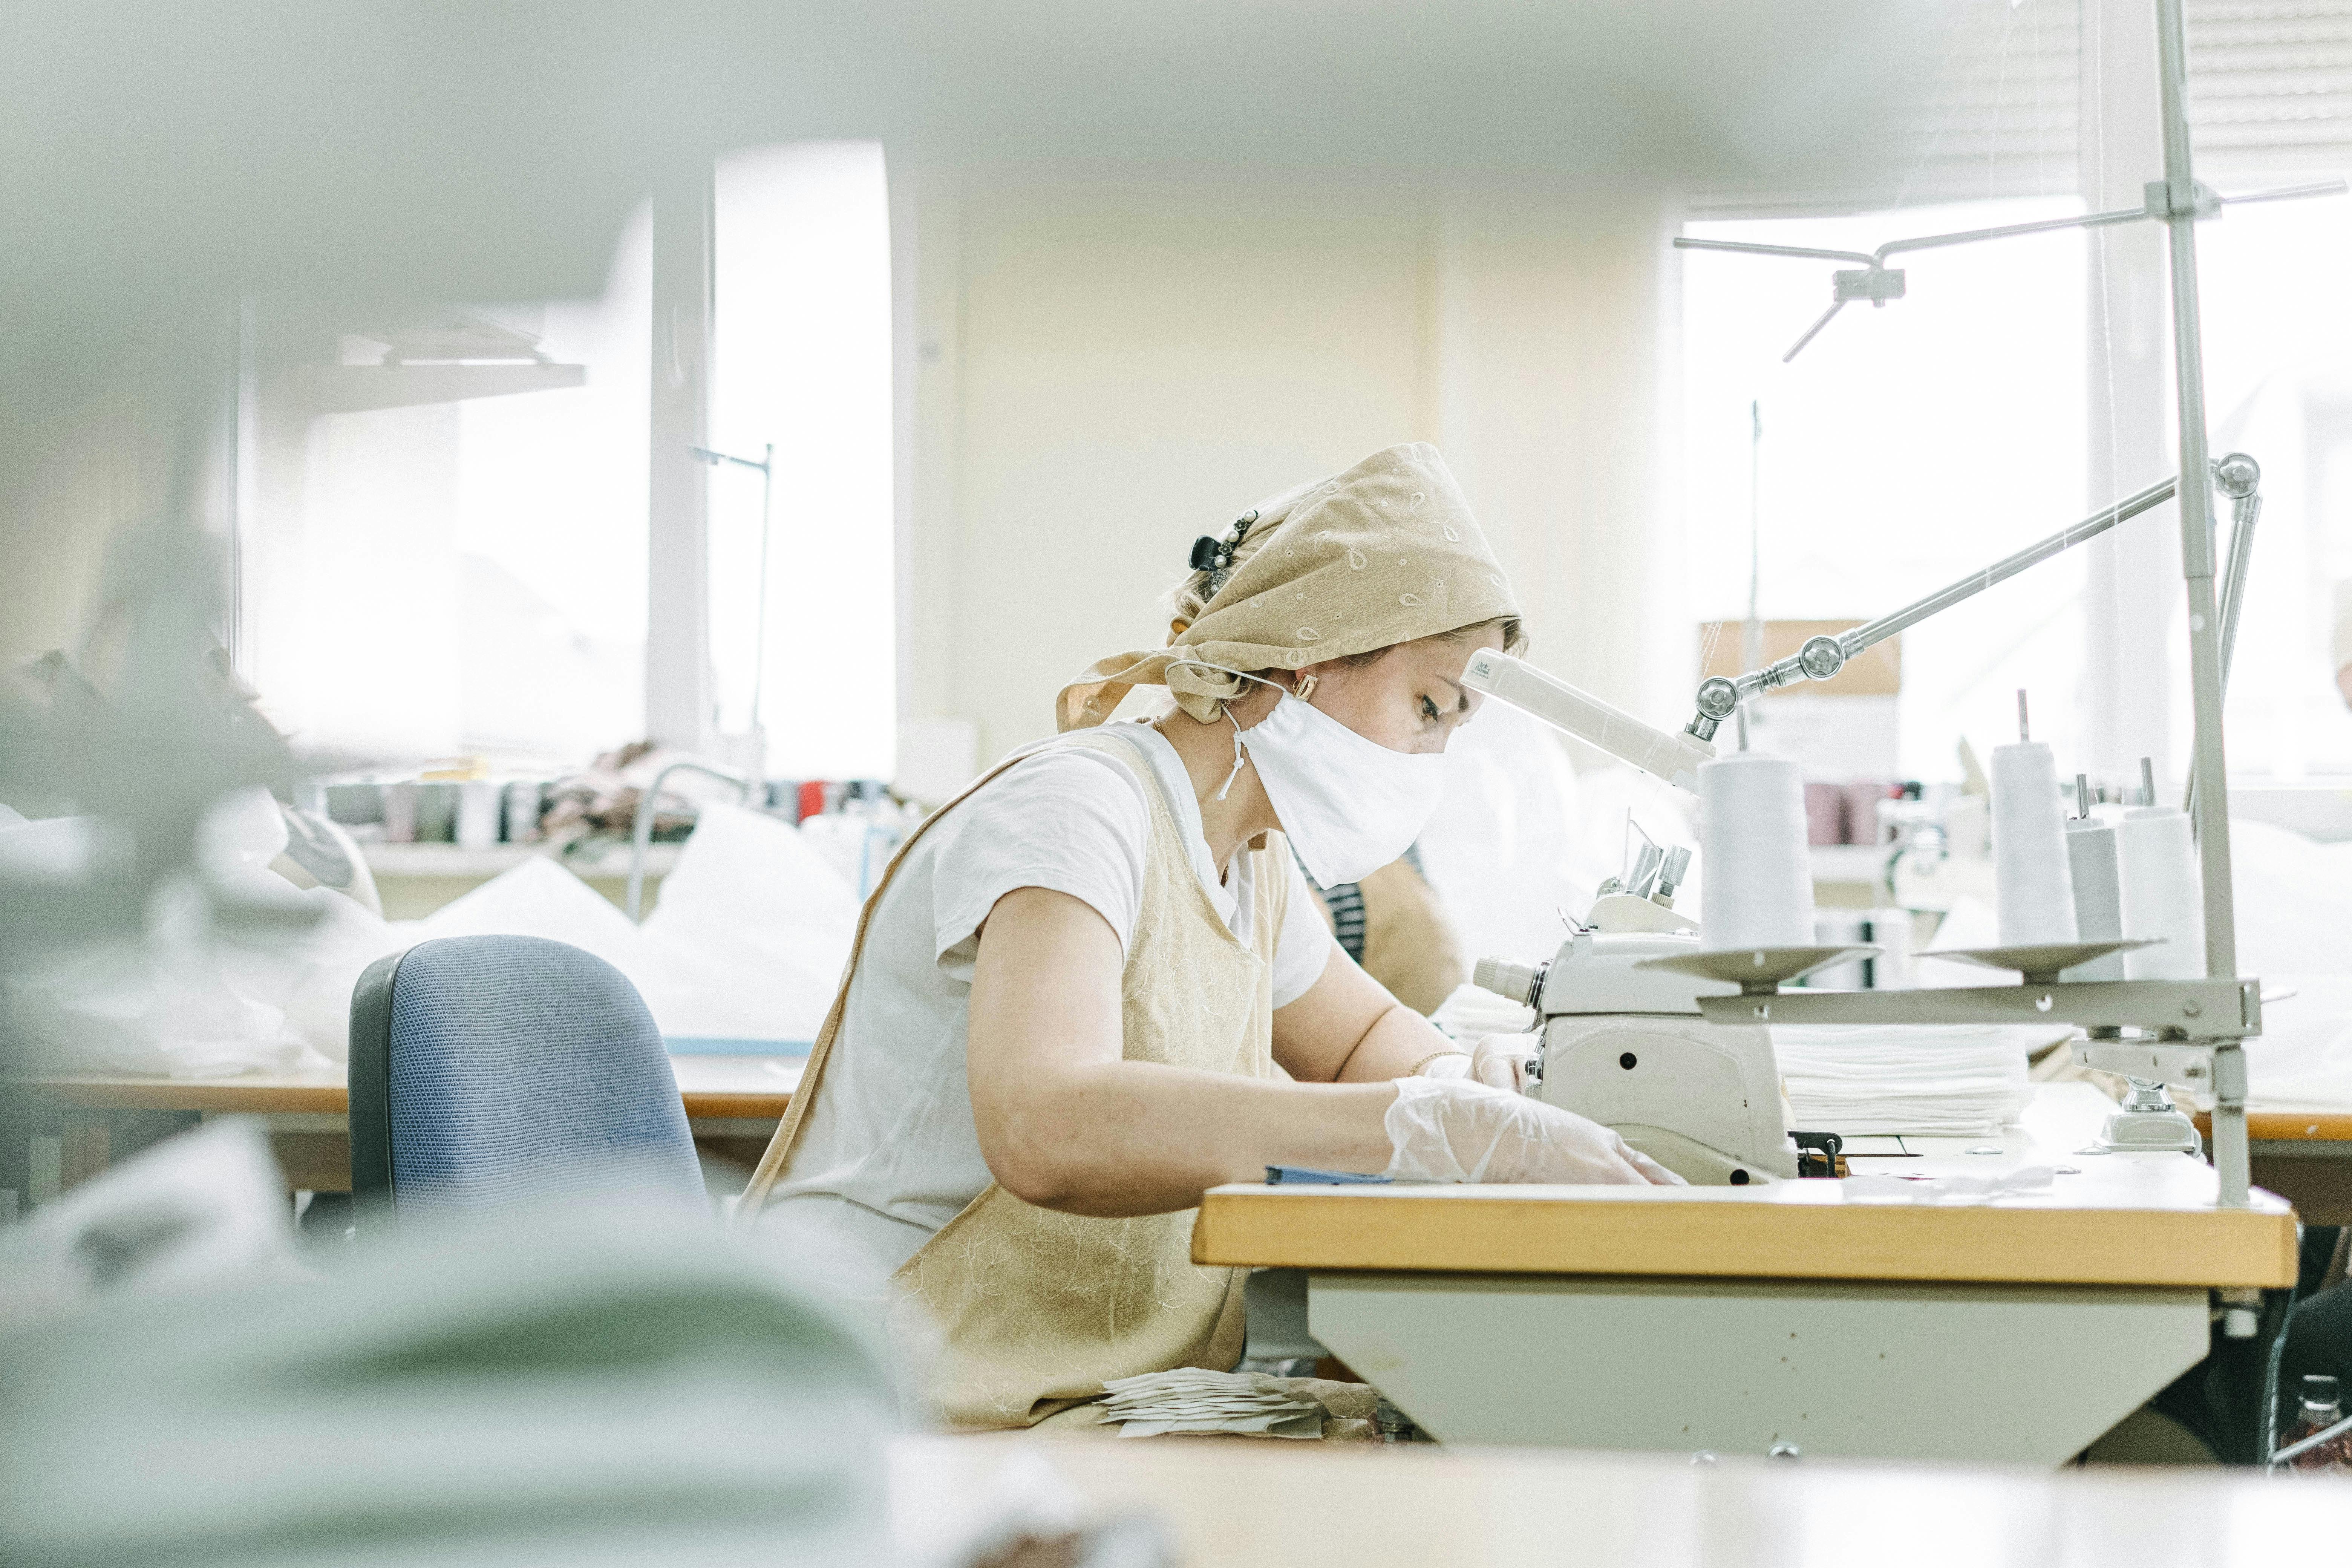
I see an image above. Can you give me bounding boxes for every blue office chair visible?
[348,935,705,1227]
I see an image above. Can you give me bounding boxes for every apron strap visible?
[733,732,1116,1222]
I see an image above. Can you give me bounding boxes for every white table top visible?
[890,1433,2348,1567]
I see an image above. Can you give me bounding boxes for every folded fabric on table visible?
[1842,1165,2058,1203]
[1431,980,1535,1041]
[1093,1369,1377,1440]
[1771,1025,2061,1137]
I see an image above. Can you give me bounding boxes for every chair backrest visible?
[349,935,704,1225]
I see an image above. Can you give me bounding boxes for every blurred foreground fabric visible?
[0,1189,897,1566]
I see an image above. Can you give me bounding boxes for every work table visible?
[1190,1084,2296,1463]
[1195,1085,2295,1289]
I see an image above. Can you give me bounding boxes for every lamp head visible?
[1462,650,1716,793]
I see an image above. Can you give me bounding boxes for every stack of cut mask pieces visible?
[1094,1370,1334,1439]
[1772,1024,2060,1138]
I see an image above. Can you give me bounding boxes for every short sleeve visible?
[1270,848,1337,1008]
[925,750,1152,982]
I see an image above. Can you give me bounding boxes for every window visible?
[242,211,652,767]
[240,142,900,779]
[1681,197,2090,780]
[2192,188,2352,780]
[710,142,896,782]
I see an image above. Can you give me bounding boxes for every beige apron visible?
[737,727,1286,1429]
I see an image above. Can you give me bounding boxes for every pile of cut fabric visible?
[1771,1025,2058,1137]
[3,792,860,1078]
[1094,1369,1378,1440]
[1429,978,1535,1042]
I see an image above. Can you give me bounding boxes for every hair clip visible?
[1188,510,1260,599]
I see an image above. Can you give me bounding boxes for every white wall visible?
[896,167,1686,770]
[1431,187,1684,734]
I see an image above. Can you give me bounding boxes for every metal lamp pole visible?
[689,441,776,743]
[2152,0,2250,1204]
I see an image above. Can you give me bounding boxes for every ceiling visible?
[0,0,1949,358]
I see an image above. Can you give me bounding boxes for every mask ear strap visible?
[1162,657,1277,801]
[1215,712,1247,802]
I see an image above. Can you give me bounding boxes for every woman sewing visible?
[737,443,1677,1430]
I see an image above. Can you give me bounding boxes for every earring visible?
[1294,673,1320,701]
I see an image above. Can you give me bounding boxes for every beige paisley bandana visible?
[1056,443,1522,731]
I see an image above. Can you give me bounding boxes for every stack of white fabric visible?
[3,793,861,1077]
[1772,1025,2056,1137]
[1430,980,1535,1041]
[1094,1370,1330,1439]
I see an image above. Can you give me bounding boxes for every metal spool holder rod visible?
[2153,0,2250,1207]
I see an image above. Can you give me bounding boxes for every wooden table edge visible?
[2194,1108,2352,1143]
[8,1078,351,1113]
[679,1091,794,1119]
[1191,1187,2298,1289]
[7,1077,792,1121]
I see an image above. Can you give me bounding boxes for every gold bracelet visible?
[1408,1050,1473,1077]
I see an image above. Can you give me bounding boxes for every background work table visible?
[2196,1104,2352,1225]
[4,1056,803,1197]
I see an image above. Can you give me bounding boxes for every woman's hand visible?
[1383,1077,1684,1186]
[1465,1033,1537,1092]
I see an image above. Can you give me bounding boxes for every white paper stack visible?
[1095,1370,1330,1439]
[1772,1025,2062,1137]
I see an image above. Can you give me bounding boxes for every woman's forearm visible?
[966,886,1403,1218]
[1272,941,1467,1083]
[983,1063,1400,1218]
[1331,1000,1463,1083]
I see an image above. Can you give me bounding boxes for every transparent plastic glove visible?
[1383,1077,1684,1186]
[1465,1033,1537,1093]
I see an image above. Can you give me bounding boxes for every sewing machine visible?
[1471,851,1807,1185]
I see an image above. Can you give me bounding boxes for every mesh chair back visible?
[349,935,703,1223]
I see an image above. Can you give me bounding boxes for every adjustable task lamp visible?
[1461,649,1715,793]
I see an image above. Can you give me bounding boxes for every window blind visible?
[1684,0,2352,219]
[2189,1,2352,181]
[1685,0,2082,219]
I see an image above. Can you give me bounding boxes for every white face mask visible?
[1200,668,1451,887]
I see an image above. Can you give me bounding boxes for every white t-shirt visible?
[756,722,1334,1295]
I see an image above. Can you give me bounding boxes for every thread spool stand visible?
[1652,0,2286,1209]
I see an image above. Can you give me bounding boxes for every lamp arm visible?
[1462,650,1715,793]
[1682,466,2260,740]
[2184,455,2265,819]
